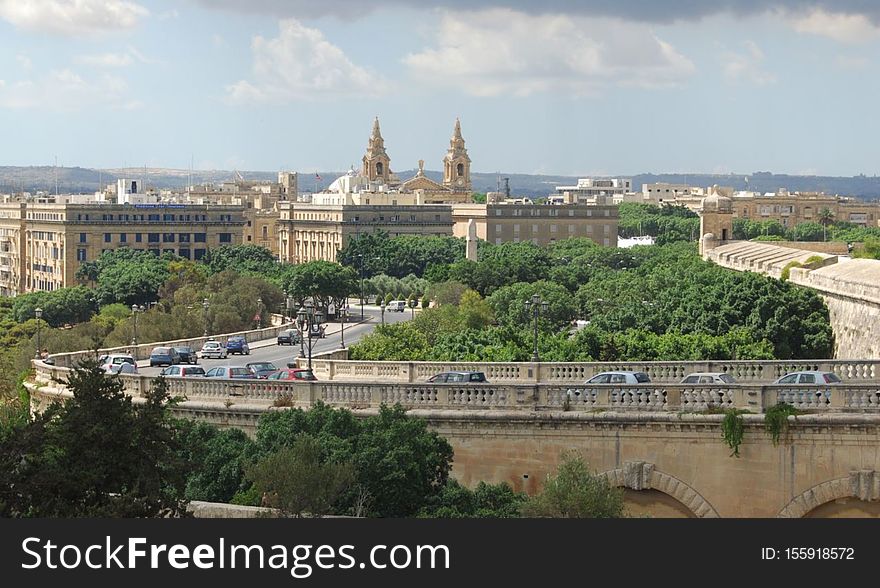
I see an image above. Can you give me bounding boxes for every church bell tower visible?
[443,118,471,193]
[362,117,391,184]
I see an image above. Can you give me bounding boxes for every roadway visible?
[138,303,414,376]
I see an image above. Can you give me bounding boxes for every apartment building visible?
[0,202,247,295]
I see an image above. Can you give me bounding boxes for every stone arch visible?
[778,470,880,518]
[601,461,719,518]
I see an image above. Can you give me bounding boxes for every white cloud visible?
[790,9,880,43]
[75,52,134,67]
[0,69,138,111]
[16,54,32,70]
[722,41,776,85]
[836,55,870,69]
[0,0,149,36]
[226,19,388,103]
[402,9,695,97]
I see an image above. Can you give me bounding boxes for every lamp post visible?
[202,298,210,337]
[524,294,548,362]
[285,294,295,323]
[409,298,418,319]
[380,299,386,326]
[356,253,365,320]
[256,296,263,329]
[339,305,347,349]
[34,307,43,359]
[131,304,145,346]
[296,303,325,370]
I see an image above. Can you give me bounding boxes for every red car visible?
[266,368,317,381]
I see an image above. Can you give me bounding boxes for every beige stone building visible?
[0,202,247,295]
[732,190,879,228]
[453,200,619,248]
[277,202,453,263]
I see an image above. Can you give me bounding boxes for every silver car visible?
[585,371,651,384]
[774,371,841,384]
[681,372,737,384]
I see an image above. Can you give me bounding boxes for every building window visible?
[163,233,175,242]
[194,249,206,260]
[104,233,111,243]
[532,224,538,232]
[194,233,206,243]
[120,233,127,243]
[77,249,86,262]
[148,233,160,243]
[179,249,191,259]
[457,163,464,177]
[178,233,190,243]
[219,233,232,243]
[79,233,87,243]
[247,236,252,241]
[550,225,557,233]
[262,226,268,239]
[135,233,142,243]
[495,225,501,234]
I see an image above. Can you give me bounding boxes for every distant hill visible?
[2,166,880,201]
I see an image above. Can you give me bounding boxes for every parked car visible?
[246,361,279,379]
[149,346,180,367]
[277,329,301,345]
[199,340,227,360]
[173,346,198,364]
[204,366,257,379]
[267,368,318,381]
[387,300,406,312]
[226,336,251,355]
[427,371,488,383]
[773,371,842,384]
[99,354,136,374]
[681,372,737,384]
[161,365,206,378]
[585,371,651,384]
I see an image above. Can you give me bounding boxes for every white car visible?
[681,372,737,384]
[774,371,841,385]
[198,340,228,360]
[99,354,137,374]
[585,371,651,384]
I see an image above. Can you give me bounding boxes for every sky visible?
[1,0,880,177]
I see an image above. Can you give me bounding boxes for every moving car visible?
[161,365,206,378]
[199,340,227,360]
[204,366,257,379]
[681,372,737,384]
[387,300,406,312]
[277,329,301,345]
[427,371,488,383]
[99,354,137,374]
[226,336,251,355]
[149,347,180,367]
[773,371,842,384]
[246,361,279,379]
[585,371,651,384]
[308,325,326,338]
[267,368,318,381]
[173,346,198,364]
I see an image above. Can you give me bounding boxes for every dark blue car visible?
[225,336,250,355]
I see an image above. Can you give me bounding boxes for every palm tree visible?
[818,208,835,242]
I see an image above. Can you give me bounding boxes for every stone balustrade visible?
[31,360,880,414]
[47,320,294,368]
[307,358,879,384]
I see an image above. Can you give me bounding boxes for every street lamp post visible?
[409,298,418,319]
[357,253,365,320]
[296,303,325,370]
[131,304,145,346]
[380,300,386,326]
[339,305,347,349]
[34,307,43,359]
[524,294,548,363]
[202,298,210,337]
[256,296,263,329]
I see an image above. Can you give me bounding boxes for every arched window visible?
[457,163,464,177]
[376,162,384,176]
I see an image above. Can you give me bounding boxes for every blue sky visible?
[1,0,880,177]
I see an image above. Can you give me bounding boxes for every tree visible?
[201,245,278,276]
[817,208,835,242]
[176,421,254,503]
[281,261,358,312]
[0,363,188,517]
[246,434,354,517]
[419,479,526,518]
[520,452,624,518]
